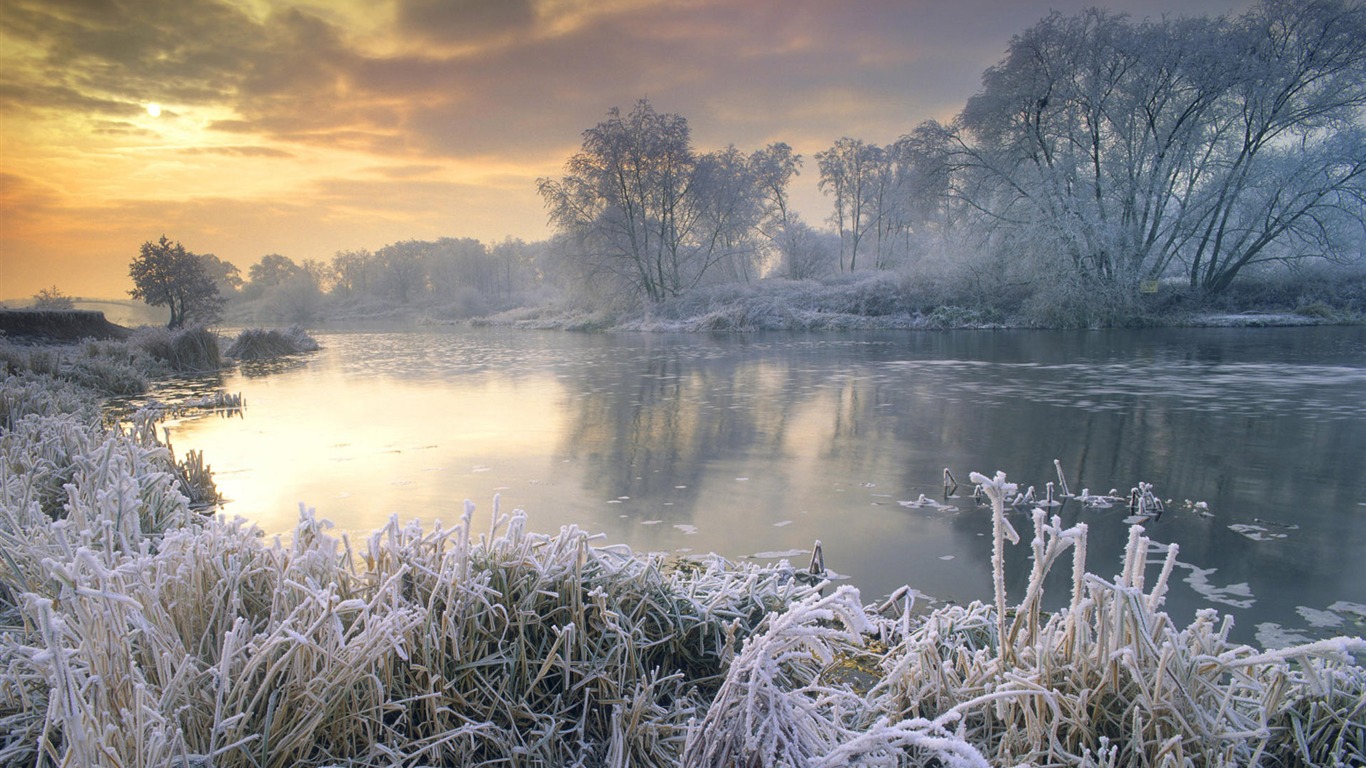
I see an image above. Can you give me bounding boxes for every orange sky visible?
[0,0,1253,299]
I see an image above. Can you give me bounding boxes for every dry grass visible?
[224,326,319,361]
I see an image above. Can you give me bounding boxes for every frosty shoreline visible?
[2,333,1364,766]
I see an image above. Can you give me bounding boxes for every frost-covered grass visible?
[131,325,223,372]
[1,326,236,398]
[474,265,1366,331]
[224,325,320,360]
[2,375,1363,766]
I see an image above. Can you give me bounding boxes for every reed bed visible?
[1,373,1363,766]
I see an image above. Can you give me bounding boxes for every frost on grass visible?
[224,325,320,361]
[2,373,1364,767]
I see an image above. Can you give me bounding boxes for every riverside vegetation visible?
[0,331,1363,766]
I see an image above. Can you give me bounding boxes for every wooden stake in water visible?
[1054,459,1071,497]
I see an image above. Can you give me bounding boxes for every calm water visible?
[155,325,1366,645]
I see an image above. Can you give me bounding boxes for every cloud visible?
[177,146,297,158]
[395,0,537,43]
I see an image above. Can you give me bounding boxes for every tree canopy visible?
[128,236,225,328]
[538,100,790,304]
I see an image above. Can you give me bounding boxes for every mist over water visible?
[159,325,1366,645]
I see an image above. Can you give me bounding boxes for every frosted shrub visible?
[132,325,223,372]
[224,325,320,360]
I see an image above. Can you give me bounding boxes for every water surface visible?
[157,326,1366,645]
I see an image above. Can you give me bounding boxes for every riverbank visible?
[2,336,1363,765]
[0,308,131,344]
[470,271,1366,332]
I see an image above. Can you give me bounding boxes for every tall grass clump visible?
[224,325,320,361]
[131,325,224,372]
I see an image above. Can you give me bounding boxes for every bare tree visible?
[540,100,775,304]
[31,286,75,310]
[817,138,880,272]
[936,0,1366,292]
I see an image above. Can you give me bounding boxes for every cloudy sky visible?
[1,0,1253,299]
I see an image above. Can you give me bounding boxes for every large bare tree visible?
[927,0,1366,292]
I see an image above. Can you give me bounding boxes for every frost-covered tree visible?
[244,253,304,298]
[196,253,243,298]
[128,236,224,328]
[930,0,1366,293]
[374,240,430,303]
[816,138,877,272]
[539,100,777,304]
[329,249,375,297]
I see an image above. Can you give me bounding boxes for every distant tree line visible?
[125,234,549,327]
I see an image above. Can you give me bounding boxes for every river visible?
[154,325,1366,646]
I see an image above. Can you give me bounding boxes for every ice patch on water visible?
[1177,562,1255,608]
[1328,601,1366,619]
[1228,523,1287,541]
[751,549,809,559]
[1297,606,1345,628]
[1257,622,1315,649]
[939,555,955,561]
[673,524,698,535]
[640,520,663,526]
[773,520,792,527]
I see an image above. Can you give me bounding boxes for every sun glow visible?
[145,102,162,117]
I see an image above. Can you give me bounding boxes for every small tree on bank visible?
[129,236,224,328]
[31,286,75,310]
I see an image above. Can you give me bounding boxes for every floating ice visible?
[1177,562,1255,608]
[750,549,810,559]
[673,524,698,535]
[1256,622,1315,649]
[1228,523,1287,541]
[1329,601,1366,619]
[773,520,792,527]
[1297,606,1345,628]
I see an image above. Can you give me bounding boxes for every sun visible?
[145,103,162,117]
